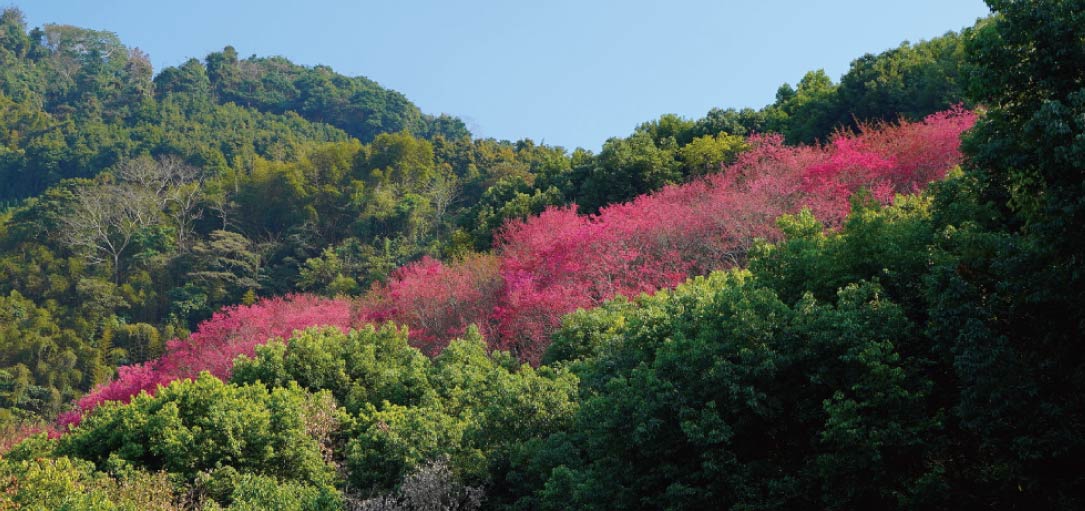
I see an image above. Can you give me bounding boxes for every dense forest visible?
[1,0,1082,509]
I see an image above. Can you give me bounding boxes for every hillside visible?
[0,11,467,202]
[58,107,973,426]
[0,4,975,430]
[3,1,1085,509]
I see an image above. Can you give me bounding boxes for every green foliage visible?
[297,247,359,296]
[751,193,937,317]
[0,455,177,511]
[59,372,337,486]
[187,230,263,305]
[348,402,470,492]
[361,132,437,192]
[769,69,840,144]
[766,32,970,144]
[503,8,1085,504]
[233,326,579,495]
[462,177,565,249]
[0,290,97,425]
[677,132,747,176]
[918,1,1085,505]
[0,9,463,203]
[214,473,342,511]
[518,271,938,510]
[541,296,633,367]
[232,325,434,415]
[193,47,464,143]
[111,322,164,365]
[836,33,967,129]
[576,131,681,212]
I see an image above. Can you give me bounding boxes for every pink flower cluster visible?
[366,108,976,363]
[60,294,353,428]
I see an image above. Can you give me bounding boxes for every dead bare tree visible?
[116,156,170,206]
[59,184,156,283]
[426,172,459,245]
[349,459,483,511]
[116,155,204,250]
[165,180,204,251]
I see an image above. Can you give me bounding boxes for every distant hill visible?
[0,9,466,200]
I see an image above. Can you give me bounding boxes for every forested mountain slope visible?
[0,4,975,431]
[58,107,973,427]
[0,10,466,202]
[9,2,1083,509]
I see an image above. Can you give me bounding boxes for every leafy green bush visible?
[59,373,337,486]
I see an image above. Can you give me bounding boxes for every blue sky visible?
[19,1,991,151]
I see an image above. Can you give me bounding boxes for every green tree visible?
[233,326,578,495]
[677,133,747,176]
[769,69,840,143]
[577,131,680,212]
[185,230,262,309]
[0,455,177,511]
[232,325,434,415]
[59,372,337,486]
[526,272,937,510]
[919,1,1085,505]
[361,131,437,194]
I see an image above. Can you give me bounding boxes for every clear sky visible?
[18,1,991,151]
